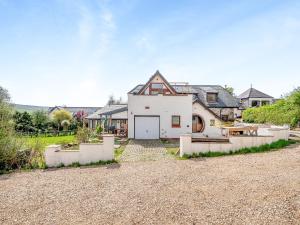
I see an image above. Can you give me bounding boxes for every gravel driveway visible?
[1,144,300,225]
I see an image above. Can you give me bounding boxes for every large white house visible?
[127,71,240,139]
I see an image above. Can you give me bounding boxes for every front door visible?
[192,115,204,133]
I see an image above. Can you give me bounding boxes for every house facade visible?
[238,87,274,109]
[128,71,240,139]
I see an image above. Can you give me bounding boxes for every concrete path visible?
[119,140,171,162]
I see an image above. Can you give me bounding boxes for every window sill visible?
[172,125,181,128]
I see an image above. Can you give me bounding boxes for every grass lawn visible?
[24,135,76,150]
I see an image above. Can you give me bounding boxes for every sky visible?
[0,0,300,106]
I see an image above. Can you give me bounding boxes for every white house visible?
[127,71,240,139]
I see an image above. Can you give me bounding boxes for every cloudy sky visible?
[0,0,300,106]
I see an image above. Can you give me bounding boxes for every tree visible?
[13,111,34,133]
[32,110,49,132]
[107,95,122,105]
[0,86,25,170]
[224,85,235,96]
[52,109,72,130]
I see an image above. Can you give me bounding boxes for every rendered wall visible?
[127,94,193,138]
[180,128,289,157]
[44,135,114,167]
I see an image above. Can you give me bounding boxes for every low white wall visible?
[45,135,114,167]
[180,128,289,157]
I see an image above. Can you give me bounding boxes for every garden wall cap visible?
[102,134,114,137]
[47,144,61,147]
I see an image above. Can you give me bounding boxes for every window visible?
[147,83,173,95]
[251,100,259,107]
[221,115,229,121]
[172,115,181,128]
[151,83,164,89]
[207,93,218,103]
[261,101,270,106]
[210,119,215,126]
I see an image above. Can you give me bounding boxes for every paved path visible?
[119,140,171,162]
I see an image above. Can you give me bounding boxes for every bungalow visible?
[127,71,240,139]
[86,104,128,135]
[238,87,274,109]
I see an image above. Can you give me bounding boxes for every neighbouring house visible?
[86,104,128,135]
[48,106,101,118]
[238,87,274,109]
[127,70,240,139]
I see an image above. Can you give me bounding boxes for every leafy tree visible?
[107,95,122,105]
[0,86,25,171]
[13,111,35,132]
[61,120,70,131]
[32,110,49,132]
[52,109,72,130]
[224,85,235,96]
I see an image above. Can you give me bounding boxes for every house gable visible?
[137,70,177,95]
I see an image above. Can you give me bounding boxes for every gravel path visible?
[119,140,170,162]
[1,144,300,225]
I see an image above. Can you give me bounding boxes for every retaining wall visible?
[45,135,114,167]
[180,128,289,157]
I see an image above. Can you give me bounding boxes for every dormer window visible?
[207,93,218,103]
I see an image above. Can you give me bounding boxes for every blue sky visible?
[0,0,300,106]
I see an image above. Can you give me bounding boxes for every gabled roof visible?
[137,70,177,95]
[86,104,127,119]
[238,88,273,99]
[128,71,239,108]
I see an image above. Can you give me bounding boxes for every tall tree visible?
[32,110,49,132]
[224,85,235,96]
[107,95,122,105]
[13,111,34,132]
[52,109,72,130]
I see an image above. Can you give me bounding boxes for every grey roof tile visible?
[238,88,273,99]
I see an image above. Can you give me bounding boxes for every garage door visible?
[135,116,160,139]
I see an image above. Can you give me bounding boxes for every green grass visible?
[166,147,179,156]
[182,139,297,159]
[24,135,76,150]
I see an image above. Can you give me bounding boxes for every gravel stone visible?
[0,144,299,225]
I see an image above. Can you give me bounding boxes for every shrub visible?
[243,88,300,127]
[76,127,91,143]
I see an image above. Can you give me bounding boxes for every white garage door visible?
[135,116,160,139]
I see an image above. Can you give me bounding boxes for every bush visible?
[76,127,91,143]
[243,88,300,127]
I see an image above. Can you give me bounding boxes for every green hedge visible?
[243,89,300,127]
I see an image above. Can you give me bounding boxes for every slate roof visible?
[238,88,273,99]
[129,84,239,108]
[86,104,127,119]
